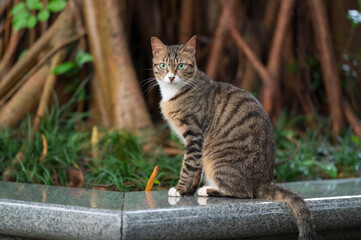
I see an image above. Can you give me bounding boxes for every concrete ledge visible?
[1,178,361,240]
[0,182,123,240]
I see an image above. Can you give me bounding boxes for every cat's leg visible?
[198,178,253,198]
[197,176,227,197]
[169,157,202,196]
[169,130,203,196]
[198,187,226,197]
[188,168,203,193]
[198,155,254,198]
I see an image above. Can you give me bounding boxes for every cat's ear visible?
[151,37,166,57]
[180,35,197,56]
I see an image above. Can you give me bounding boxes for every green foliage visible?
[1,100,360,190]
[11,0,67,32]
[52,50,94,76]
[75,50,94,68]
[85,131,182,191]
[52,62,76,75]
[0,81,181,191]
[0,122,181,191]
[47,0,67,12]
[275,111,361,182]
[37,9,50,22]
[26,0,43,10]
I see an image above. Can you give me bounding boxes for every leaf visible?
[75,50,94,68]
[10,2,26,16]
[282,130,296,138]
[13,10,31,31]
[301,160,337,178]
[13,17,28,32]
[48,0,67,12]
[37,9,50,22]
[300,160,317,167]
[351,135,361,145]
[26,0,43,10]
[324,164,337,178]
[27,15,37,29]
[52,62,76,75]
[145,166,159,191]
[39,134,48,162]
[13,10,30,23]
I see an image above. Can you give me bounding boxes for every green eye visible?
[178,63,185,70]
[160,63,167,70]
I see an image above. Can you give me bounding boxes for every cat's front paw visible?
[168,187,181,197]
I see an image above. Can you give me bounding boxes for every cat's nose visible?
[168,76,175,82]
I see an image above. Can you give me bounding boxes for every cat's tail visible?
[257,183,316,240]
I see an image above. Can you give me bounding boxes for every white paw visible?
[168,197,181,205]
[168,187,181,197]
[197,186,213,197]
[197,197,208,205]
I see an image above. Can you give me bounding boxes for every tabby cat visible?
[151,36,316,240]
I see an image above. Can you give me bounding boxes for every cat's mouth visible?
[165,80,178,85]
[161,76,181,85]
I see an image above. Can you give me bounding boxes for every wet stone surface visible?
[1,178,361,239]
[0,182,123,240]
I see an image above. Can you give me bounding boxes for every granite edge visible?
[121,194,361,240]
[0,198,122,240]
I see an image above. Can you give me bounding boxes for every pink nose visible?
[168,76,175,82]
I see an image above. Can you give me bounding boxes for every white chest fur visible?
[166,119,185,143]
[160,99,185,144]
[158,82,181,101]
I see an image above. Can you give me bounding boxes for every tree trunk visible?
[84,0,153,131]
[0,65,48,128]
[0,0,83,128]
[206,0,236,80]
[261,0,295,119]
[179,0,194,44]
[309,0,344,134]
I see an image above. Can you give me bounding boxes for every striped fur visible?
[151,36,316,240]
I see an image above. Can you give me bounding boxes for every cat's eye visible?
[160,63,167,70]
[177,63,185,70]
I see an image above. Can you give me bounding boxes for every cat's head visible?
[151,36,197,86]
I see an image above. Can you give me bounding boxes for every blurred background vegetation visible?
[0,0,360,191]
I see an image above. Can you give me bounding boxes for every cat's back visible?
[208,81,273,137]
[204,80,275,181]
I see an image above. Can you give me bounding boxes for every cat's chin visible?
[158,80,183,87]
[157,80,185,101]
[164,81,178,86]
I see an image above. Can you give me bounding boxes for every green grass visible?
[274,111,361,182]
[1,101,360,191]
[0,84,183,191]
[84,130,182,191]
[0,117,183,191]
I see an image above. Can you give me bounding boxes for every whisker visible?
[144,82,159,94]
[185,78,201,94]
[140,77,157,87]
[140,77,156,83]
